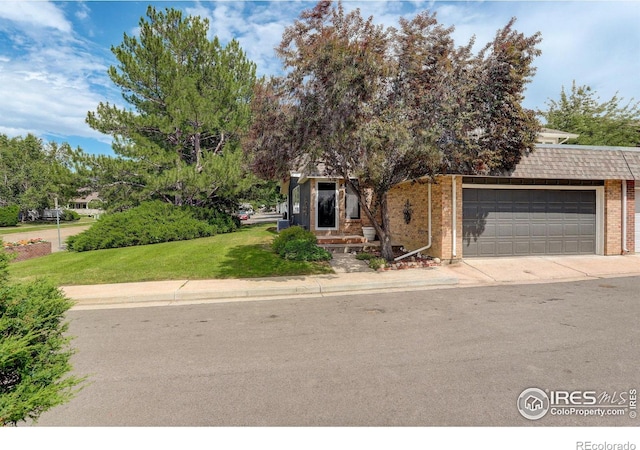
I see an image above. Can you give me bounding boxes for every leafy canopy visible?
[0,134,85,216]
[245,1,541,259]
[540,82,640,146]
[87,6,257,209]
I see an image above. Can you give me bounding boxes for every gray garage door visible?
[463,188,596,257]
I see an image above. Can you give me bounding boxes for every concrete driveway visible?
[448,254,640,285]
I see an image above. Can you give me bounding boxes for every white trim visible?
[635,187,640,252]
[462,183,604,256]
[315,180,339,230]
[596,187,605,256]
[462,183,599,191]
[452,176,457,258]
[622,181,628,253]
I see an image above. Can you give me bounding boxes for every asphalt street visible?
[32,276,640,427]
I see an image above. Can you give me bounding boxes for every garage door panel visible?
[496,241,514,255]
[531,223,548,236]
[515,224,530,236]
[580,240,596,253]
[563,240,579,253]
[530,241,548,254]
[547,240,564,254]
[463,188,596,257]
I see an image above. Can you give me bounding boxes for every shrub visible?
[184,206,240,234]
[66,201,221,252]
[281,239,332,261]
[355,252,386,269]
[272,227,331,261]
[272,226,317,255]
[60,210,80,221]
[0,206,19,227]
[0,248,84,425]
[355,252,374,261]
[368,257,387,270]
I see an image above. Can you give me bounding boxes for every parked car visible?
[236,211,250,221]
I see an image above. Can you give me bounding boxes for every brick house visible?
[281,142,640,261]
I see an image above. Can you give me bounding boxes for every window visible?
[292,185,300,214]
[345,183,360,220]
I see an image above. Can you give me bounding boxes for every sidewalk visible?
[63,254,640,310]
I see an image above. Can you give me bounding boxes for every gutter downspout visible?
[394,183,432,261]
[452,176,457,258]
[622,180,629,253]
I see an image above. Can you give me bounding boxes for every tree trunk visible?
[194,132,203,174]
[350,180,394,262]
[376,192,394,261]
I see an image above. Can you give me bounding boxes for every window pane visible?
[346,184,360,219]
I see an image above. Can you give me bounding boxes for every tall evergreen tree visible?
[87,6,257,209]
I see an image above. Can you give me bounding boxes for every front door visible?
[317,182,338,229]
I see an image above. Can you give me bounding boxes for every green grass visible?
[8,224,333,286]
[0,217,94,235]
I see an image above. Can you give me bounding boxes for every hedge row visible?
[0,205,19,227]
[66,201,238,252]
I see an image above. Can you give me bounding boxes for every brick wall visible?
[626,180,635,253]
[5,241,52,262]
[387,175,462,261]
[604,180,636,255]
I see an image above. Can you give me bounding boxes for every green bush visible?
[281,239,332,261]
[368,257,387,270]
[355,252,374,261]
[184,206,240,233]
[355,252,386,269]
[0,206,19,227]
[272,227,331,261]
[0,247,84,425]
[66,201,228,252]
[272,226,317,255]
[60,210,80,221]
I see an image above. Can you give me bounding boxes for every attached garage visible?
[462,182,601,257]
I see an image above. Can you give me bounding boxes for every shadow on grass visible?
[216,243,333,279]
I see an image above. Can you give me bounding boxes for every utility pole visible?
[54,196,62,250]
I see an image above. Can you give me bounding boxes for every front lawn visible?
[8,224,333,286]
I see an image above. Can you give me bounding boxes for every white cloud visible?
[0,0,71,33]
[0,1,116,144]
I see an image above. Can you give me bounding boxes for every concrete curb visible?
[62,269,460,309]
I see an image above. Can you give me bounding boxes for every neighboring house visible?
[67,191,103,217]
[536,128,579,145]
[280,136,640,260]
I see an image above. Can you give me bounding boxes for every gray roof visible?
[507,144,640,180]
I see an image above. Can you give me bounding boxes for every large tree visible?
[540,82,640,146]
[0,134,84,219]
[87,6,257,209]
[245,1,541,260]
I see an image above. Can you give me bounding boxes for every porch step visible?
[319,242,381,254]
[316,235,367,245]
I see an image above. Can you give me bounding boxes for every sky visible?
[0,0,638,156]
